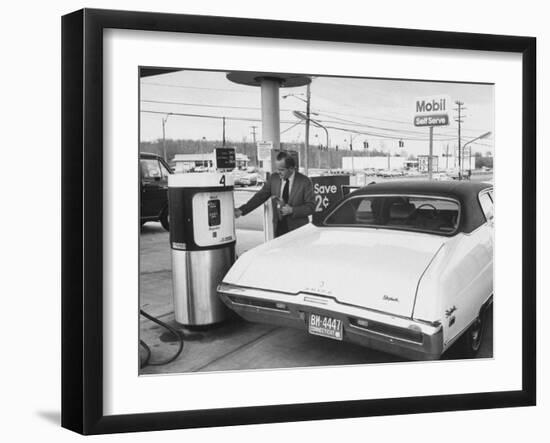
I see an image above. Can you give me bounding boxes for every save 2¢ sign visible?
[311,175,350,223]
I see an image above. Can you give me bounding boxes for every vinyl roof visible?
[355,180,491,199]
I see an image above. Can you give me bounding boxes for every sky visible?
[139,69,494,158]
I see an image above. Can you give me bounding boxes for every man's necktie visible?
[282,179,290,204]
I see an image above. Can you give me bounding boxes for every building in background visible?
[173,152,250,173]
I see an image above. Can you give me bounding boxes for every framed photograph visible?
[62,8,536,435]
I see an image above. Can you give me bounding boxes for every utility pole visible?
[349,133,355,173]
[250,125,257,144]
[454,101,466,180]
[428,126,434,180]
[250,125,258,167]
[161,114,170,162]
[283,85,312,174]
[284,85,313,173]
[222,117,226,147]
[304,83,311,175]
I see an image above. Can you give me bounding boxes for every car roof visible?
[354,179,491,199]
[344,180,493,234]
[140,152,162,159]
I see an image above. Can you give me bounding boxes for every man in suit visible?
[234,151,315,237]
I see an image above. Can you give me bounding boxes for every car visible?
[446,169,461,180]
[140,152,172,230]
[218,180,494,360]
[377,169,403,178]
[432,172,453,181]
[233,168,261,187]
[364,168,378,176]
[231,169,248,186]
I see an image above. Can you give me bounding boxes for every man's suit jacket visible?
[239,171,315,232]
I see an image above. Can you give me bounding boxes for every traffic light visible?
[398,140,405,148]
[363,141,369,149]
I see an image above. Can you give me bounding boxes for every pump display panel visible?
[192,192,235,247]
[208,199,221,227]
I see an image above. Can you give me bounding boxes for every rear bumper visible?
[218,283,444,361]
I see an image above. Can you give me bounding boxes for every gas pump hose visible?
[139,309,184,369]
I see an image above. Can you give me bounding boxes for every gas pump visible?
[168,149,236,326]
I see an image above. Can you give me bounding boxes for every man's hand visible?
[280,205,293,216]
[234,208,243,219]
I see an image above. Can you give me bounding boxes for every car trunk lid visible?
[229,226,445,318]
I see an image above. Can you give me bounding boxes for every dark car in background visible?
[140,152,172,230]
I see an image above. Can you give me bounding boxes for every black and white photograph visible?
[138,68,495,374]
[1,0,546,439]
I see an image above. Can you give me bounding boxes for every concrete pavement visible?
[139,216,492,374]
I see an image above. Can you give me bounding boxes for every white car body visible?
[219,181,494,360]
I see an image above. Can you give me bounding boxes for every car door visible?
[140,158,167,218]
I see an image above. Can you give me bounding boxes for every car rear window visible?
[323,195,461,235]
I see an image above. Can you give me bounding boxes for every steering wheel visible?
[409,203,439,219]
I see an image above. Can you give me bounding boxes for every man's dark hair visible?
[276,151,296,169]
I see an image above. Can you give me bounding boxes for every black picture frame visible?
[61,8,536,435]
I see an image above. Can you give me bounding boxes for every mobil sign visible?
[414,95,450,127]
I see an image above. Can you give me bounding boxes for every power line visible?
[141,109,483,144]
[141,98,487,138]
[141,82,256,93]
[312,114,448,138]
[281,121,302,134]
[313,108,411,125]
[141,99,294,112]
[141,109,297,125]
[142,83,490,136]
[313,107,486,135]
[141,109,260,123]
[141,99,425,132]
[142,107,461,142]
[324,125,457,142]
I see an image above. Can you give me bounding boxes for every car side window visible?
[479,192,494,221]
[159,161,171,179]
[141,159,161,179]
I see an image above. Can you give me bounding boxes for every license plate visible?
[308,313,343,341]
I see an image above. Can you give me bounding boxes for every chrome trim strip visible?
[478,188,495,222]
[348,323,423,346]
[219,284,442,335]
[303,296,329,305]
[411,242,445,317]
[228,299,290,314]
[220,283,441,327]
